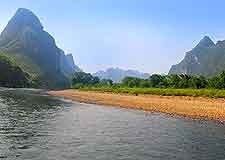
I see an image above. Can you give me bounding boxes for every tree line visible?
[71,71,225,89]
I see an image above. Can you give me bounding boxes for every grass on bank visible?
[78,87,225,98]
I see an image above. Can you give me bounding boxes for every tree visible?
[188,75,207,89]
[97,79,113,87]
[149,74,169,88]
[139,79,151,88]
[209,71,225,89]
[168,75,181,88]
[71,72,100,87]
[122,77,141,88]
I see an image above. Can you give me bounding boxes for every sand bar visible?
[48,90,225,122]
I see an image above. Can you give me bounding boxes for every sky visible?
[1,0,225,74]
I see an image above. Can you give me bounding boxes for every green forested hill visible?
[169,36,225,77]
[0,8,80,89]
[0,53,30,88]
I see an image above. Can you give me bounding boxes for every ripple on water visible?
[1,89,225,159]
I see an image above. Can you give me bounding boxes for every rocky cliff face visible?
[66,54,81,72]
[59,52,81,76]
[168,36,225,77]
[0,8,80,88]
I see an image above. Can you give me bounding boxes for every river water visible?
[0,88,225,160]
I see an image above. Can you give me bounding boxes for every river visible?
[0,88,225,159]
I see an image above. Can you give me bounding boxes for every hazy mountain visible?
[59,51,81,77]
[168,36,225,77]
[93,67,150,82]
[0,8,80,88]
[66,54,82,72]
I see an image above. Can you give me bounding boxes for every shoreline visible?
[48,89,225,122]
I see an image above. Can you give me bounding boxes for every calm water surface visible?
[0,88,225,160]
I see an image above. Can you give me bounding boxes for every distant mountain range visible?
[93,67,150,82]
[0,8,81,88]
[169,36,225,77]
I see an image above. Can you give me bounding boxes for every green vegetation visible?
[0,53,30,88]
[169,36,225,78]
[71,72,100,88]
[80,87,225,98]
[0,8,79,89]
[71,71,225,98]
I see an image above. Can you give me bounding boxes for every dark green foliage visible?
[97,79,113,87]
[80,87,225,98]
[168,75,181,88]
[149,74,169,88]
[72,72,100,88]
[121,77,149,88]
[122,77,142,88]
[188,75,208,89]
[168,75,207,89]
[73,70,225,98]
[0,54,30,88]
[120,74,207,89]
[72,68,225,92]
[208,71,225,89]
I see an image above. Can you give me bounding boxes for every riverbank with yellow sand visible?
[48,89,225,122]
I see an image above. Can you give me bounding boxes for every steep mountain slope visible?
[168,36,225,77]
[0,8,80,88]
[66,54,81,72]
[0,53,30,88]
[60,52,82,76]
[93,67,150,82]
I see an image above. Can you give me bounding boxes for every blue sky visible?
[1,0,225,73]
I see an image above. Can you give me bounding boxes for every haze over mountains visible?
[169,36,225,77]
[2,8,225,88]
[93,68,150,82]
[0,8,80,88]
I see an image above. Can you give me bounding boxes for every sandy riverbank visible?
[48,89,225,122]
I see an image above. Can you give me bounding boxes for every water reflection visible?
[1,88,225,160]
[0,88,72,159]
